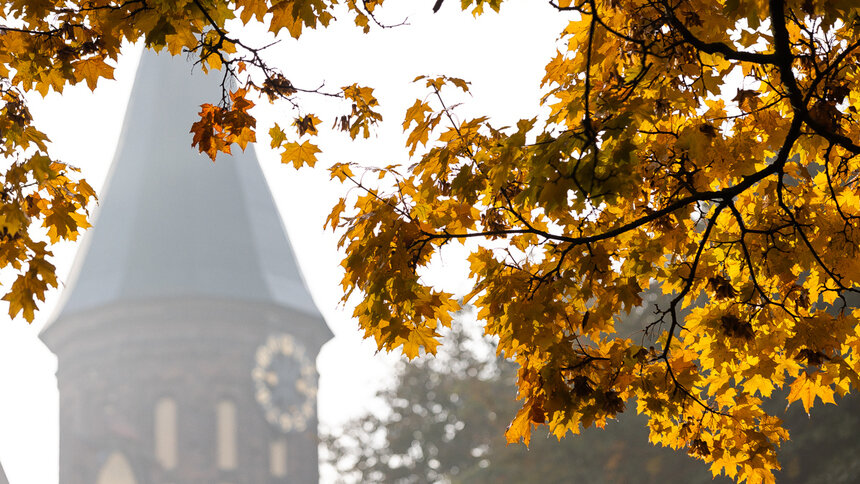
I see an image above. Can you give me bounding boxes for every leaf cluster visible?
[0,90,94,321]
[0,0,389,319]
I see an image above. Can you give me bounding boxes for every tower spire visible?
[45,49,324,325]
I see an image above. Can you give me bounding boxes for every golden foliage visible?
[4,0,860,482]
[324,2,860,483]
[0,89,95,321]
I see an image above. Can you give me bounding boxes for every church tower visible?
[40,50,332,483]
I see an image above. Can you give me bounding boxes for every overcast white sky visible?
[0,2,567,481]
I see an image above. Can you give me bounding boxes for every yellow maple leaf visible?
[269,123,287,148]
[505,405,533,446]
[787,372,836,414]
[279,140,321,168]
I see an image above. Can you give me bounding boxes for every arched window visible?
[216,399,237,469]
[96,451,137,484]
[154,397,177,470]
[269,439,287,477]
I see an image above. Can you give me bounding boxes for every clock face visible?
[252,333,316,432]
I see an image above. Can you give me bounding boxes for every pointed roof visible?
[44,50,324,327]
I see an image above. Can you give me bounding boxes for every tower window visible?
[96,451,137,484]
[216,400,237,469]
[154,397,177,470]
[269,439,287,477]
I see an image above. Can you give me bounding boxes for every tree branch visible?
[769,0,860,154]
[662,4,778,64]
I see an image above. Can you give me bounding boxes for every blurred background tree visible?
[322,306,860,484]
[321,308,720,484]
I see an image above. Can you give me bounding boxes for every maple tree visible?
[2,0,860,482]
[328,2,860,483]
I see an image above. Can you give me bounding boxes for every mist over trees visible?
[323,313,860,483]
